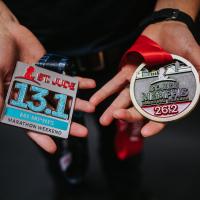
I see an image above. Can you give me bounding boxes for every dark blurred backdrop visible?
[0,103,200,200]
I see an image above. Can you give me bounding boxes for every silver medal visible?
[130,55,200,122]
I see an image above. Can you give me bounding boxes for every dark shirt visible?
[6,0,156,54]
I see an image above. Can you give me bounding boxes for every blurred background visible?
[0,1,200,200]
[0,103,200,200]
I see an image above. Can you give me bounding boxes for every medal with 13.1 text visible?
[0,62,78,138]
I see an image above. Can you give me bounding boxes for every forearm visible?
[155,0,200,20]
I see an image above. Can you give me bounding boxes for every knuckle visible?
[122,88,130,97]
[121,65,134,75]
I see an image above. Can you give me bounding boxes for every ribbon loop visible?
[122,35,173,67]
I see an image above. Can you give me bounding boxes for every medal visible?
[1,62,78,138]
[130,55,200,122]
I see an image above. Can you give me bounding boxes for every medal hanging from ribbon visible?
[115,35,200,160]
[126,35,200,122]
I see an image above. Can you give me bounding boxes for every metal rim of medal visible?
[130,54,200,122]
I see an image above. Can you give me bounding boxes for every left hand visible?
[0,19,96,154]
[90,21,200,137]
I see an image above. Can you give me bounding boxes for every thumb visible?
[183,40,200,74]
[11,24,46,63]
[0,72,4,113]
[27,131,57,154]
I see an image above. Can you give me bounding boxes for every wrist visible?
[143,20,188,34]
[155,0,200,20]
[142,21,188,43]
[137,8,199,42]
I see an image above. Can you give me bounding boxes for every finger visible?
[75,98,95,112]
[100,88,132,126]
[76,77,96,89]
[0,73,4,113]
[13,24,46,63]
[113,107,144,122]
[27,131,57,154]
[27,121,88,154]
[141,121,166,137]
[70,122,88,137]
[90,65,134,106]
[184,41,200,73]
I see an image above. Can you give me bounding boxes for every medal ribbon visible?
[121,35,173,67]
[116,35,173,160]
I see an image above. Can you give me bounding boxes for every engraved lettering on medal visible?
[130,56,200,122]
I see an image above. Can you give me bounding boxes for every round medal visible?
[130,55,200,122]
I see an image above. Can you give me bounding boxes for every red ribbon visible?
[115,35,173,160]
[115,120,144,160]
[121,35,173,67]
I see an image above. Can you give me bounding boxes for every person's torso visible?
[6,0,156,54]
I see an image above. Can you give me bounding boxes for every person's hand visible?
[90,21,200,137]
[0,10,96,153]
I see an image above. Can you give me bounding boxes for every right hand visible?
[0,13,96,154]
[90,21,200,138]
